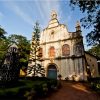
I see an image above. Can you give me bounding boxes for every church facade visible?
[39,11,87,80]
[27,11,99,80]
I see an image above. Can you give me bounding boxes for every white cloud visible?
[33,0,61,28]
[3,0,61,28]
[4,1,33,25]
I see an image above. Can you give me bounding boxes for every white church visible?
[27,11,99,81]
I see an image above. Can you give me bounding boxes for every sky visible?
[0,0,91,50]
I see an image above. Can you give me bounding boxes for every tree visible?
[27,22,45,76]
[0,44,20,82]
[8,34,30,69]
[87,45,100,58]
[0,26,6,39]
[0,26,7,65]
[70,0,100,46]
[0,38,10,66]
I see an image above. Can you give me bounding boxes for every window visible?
[62,44,70,56]
[74,44,82,55]
[51,31,54,35]
[49,46,55,57]
[50,31,55,39]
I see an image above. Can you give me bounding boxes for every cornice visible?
[40,36,83,45]
[41,55,84,60]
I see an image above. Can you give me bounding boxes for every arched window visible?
[74,44,82,55]
[62,44,70,56]
[49,46,55,57]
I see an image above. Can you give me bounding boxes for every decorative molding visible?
[40,36,83,45]
[42,55,84,60]
[47,25,59,29]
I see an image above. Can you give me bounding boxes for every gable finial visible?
[76,21,81,31]
[76,21,80,27]
[51,10,57,19]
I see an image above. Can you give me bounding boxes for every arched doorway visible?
[47,64,57,79]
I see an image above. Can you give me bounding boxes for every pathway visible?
[41,81,100,100]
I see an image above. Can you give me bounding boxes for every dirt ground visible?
[40,81,100,100]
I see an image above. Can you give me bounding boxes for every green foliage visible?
[91,82,100,91]
[70,0,100,45]
[28,22,40,75]
[0,26,6,39]
[87,45,100,58]
[0,77,58,99]
[0,38,10,65]
[8,34,30,69]
[0,80,33,99]
[28,22,45,76]
[89,77,100,91]
[0,26,8,65]
[0,33,30,69]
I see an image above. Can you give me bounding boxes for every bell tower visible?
[75,21,82,36]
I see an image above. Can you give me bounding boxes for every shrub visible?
[0,77,58,99]
[0,79,34,99]
[90,77,100,91]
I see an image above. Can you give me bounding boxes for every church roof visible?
[85,51,100,60]
[9,43,18,48]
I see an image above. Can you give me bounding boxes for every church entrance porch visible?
[47,64,57,79]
